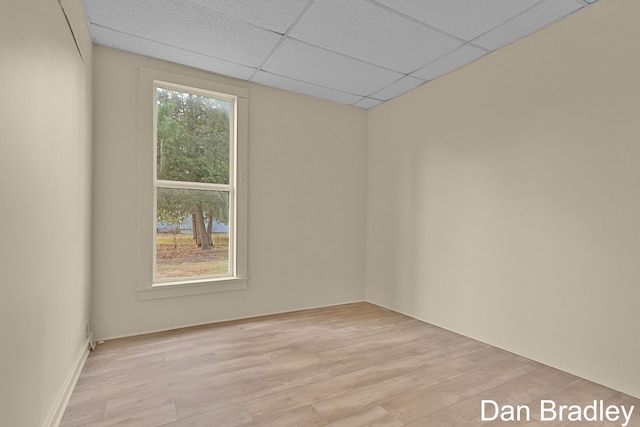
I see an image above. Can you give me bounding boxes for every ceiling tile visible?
[251,71,363,104]
[186,0,311,34]
[289,0,462,73]
[83,0,281,67]
[262,39,403,96]
[373,0,540,41]
[473,0,584,51]
[370,76,425,101]
[412,44,488,81]
[354,97,384,109]
[90,25,257,80]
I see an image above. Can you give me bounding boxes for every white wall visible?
[366,0,640,398]
[91,47,367,340]
[0,0,93,425]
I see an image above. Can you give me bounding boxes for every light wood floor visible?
[61,302,639,426]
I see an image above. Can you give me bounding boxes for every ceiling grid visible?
[82,0,600,108]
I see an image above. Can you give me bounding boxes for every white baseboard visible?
[44,340,90,427]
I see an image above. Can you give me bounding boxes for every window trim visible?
[137,67,248,300]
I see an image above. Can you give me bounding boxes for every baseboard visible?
[96,299,367,342]
[44,340,90,427]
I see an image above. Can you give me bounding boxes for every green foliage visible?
[157,188,191,229]
[155,87,231,243]
[156,87,230,184]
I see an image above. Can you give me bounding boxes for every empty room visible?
[1,0,639,426]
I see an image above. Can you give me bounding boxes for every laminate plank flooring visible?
[61,303,640,426]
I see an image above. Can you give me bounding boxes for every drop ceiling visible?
[82,0,600,109]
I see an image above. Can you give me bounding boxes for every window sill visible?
[136,277,247,300]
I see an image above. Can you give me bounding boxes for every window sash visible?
[152,81,237,285]
[153,187,234,283]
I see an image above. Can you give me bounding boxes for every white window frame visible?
[137,67,248,300]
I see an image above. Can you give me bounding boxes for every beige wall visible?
[366,0,640,398]
[0,0,94,425]
[91,47,367,340]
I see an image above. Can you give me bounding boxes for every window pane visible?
[156,188,230,280]
[156,87,230,184]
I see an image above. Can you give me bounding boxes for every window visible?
[138,68,247,298]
